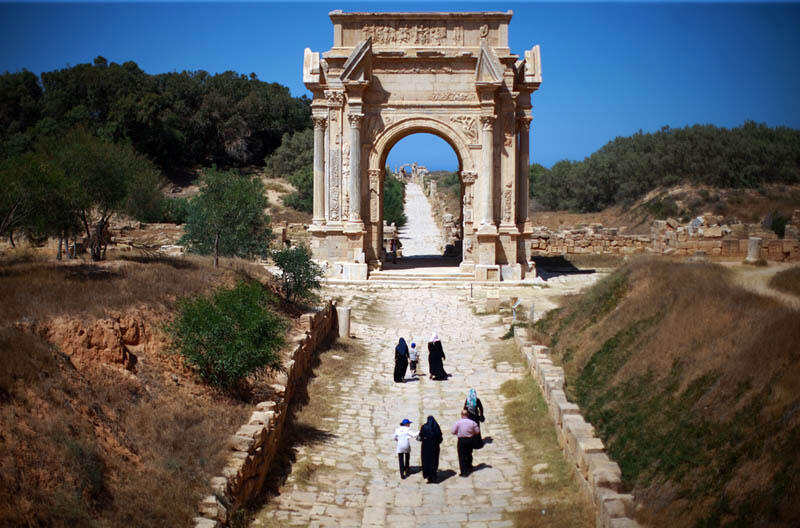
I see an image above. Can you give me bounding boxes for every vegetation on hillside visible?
[179,166,272,267]
[0,129,162,258]
[0,58,311,169]
[531,259,800,527]
[531,122,800,212]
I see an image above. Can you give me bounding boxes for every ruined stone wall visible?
[513,329,644,528]
[193,302,338,528]
[529,212,800,262]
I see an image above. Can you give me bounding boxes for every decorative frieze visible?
[450,115,478,142]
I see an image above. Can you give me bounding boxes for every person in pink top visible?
[452,409,481,476]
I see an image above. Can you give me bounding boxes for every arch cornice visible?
[368,115,476,175]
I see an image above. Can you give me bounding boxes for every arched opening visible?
[380,132,463,270]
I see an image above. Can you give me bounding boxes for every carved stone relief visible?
[450,115,478,142]
[504,113,515,147]
[341,141,350,180]
[431,92,475,102]
[325,90,344,107]
[362,23,447,46]
[342,189,350,219]
[502,181,513,223]
[368,168,382,222]
[377,61,455,74]
[329,152,341,221]
[480,115,496,131]
[365,114,385,143]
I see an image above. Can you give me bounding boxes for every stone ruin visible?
[527,210,800,262]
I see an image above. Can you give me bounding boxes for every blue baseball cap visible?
[400,419,411,426]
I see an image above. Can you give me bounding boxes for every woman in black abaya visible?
[393,337,409,383]
[427,332,448,380]
[417,416,443,483]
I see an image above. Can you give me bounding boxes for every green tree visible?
[168,281,285,392]
[180,167,272,267]
[270,245,323,303]
[383,167,407,227]
[46,130,163,260]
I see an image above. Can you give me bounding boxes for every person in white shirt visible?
[394,418,413,478]
[409,342,420,377]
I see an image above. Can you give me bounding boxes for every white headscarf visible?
[430,332,439,342]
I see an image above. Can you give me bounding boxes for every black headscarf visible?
[420,415,442,442]
[396,337,409,356]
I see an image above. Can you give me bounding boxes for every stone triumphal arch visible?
[303,11,542,280]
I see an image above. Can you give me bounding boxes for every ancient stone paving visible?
[252,288,534,528]
[398,182,443,257]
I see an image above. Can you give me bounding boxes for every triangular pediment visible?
[475,41,504,86]
[340,38,372,84]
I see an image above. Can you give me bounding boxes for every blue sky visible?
[1,2,799,170]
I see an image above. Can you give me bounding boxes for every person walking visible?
[427,332,449,380]
[409,342,420,377]
[417,416,443,483]
[464,388,485,424]
[452,409,481,476]
[393,337,409,383]
[394,418,413,479]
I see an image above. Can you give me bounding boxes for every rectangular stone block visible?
[577,437,605,477]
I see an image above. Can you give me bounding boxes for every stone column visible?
[312,116,327,225]
[348,113,364,222]
[480,115,496,226]
[745,237,762,263]
[517,116,532,224]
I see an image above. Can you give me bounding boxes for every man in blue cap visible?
[394,418,413,478]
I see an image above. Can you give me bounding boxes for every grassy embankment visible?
[768,265,800,297]
[490,342,594,528]
[530,258,800,527]
[0,253,295,527]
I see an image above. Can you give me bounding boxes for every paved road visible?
[252,289,534,528]
[397,182,442,257]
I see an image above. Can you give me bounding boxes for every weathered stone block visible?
[193,517,219,528]
[199,495,228,523]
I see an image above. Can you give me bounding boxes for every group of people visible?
[393,334,449,383]
[393,388,486,481]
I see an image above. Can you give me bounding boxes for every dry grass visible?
[768,265,800,297]
[534,257,800,527]
[0,253,276,325]
[496,343,593,528]
[0,254,294,527]
[0,325,250,527]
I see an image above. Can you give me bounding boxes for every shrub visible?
[168,281,285,391]
[161,196,190,224]
[271,245,323,303]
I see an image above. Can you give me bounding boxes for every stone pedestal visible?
[475,264,501,281]
[498,225,519,265]
[336,307,351,338]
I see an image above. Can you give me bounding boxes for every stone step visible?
[367,273,474,281]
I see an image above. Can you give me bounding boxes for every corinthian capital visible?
[324,90,345,107]
[460,170,478,184]
[347,113,365,128]
[479,115,496,131]
[517,115,533,132]
[312,115,328,129]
